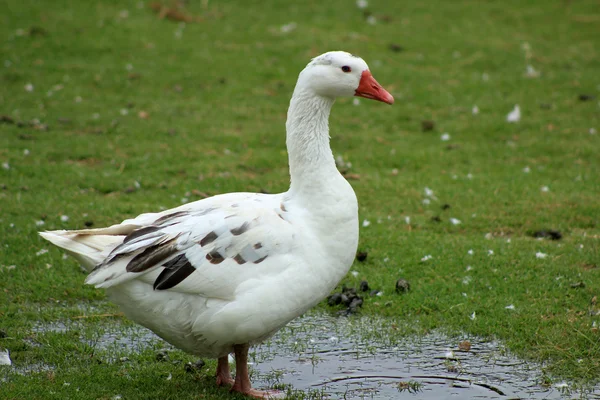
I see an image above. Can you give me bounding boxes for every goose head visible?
[298,51,394,105]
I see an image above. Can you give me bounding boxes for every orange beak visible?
[354,70,394,105]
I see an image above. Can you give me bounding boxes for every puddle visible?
[20,313,600,399]
[31,320,164,354]
[251,314,600,399]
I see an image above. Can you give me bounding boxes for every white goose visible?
[41,51,393,399]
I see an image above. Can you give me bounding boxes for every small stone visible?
[356,251,368,262]
[184,359,205,373]
[370,289,380,296]
[359,280,370,292]
[447,364,460,373]
[395,279,410,293]
[570,282,585,289]
[119,357,129,362]
[458,340,471,352]
[421,120,435,132]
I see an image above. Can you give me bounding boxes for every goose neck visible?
[285,88,337,195]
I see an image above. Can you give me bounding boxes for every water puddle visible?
[31,319,164,355]
[251,314,600,399]
[19,312,600,399]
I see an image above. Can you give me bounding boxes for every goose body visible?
[41,51,393,398]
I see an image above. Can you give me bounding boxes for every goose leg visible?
[231,343,282,399]
[216,355,234,386]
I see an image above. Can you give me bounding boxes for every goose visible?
[40,51,393,399]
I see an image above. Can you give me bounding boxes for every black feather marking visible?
[200,231,218,246]
[126,238,178,273]
[254,255,268,264]
[161,253,188,269]
[280,203,287,212]
[153,211,188,225]
[153,254,196,290]
[123,225,161,244]
[253,242,262,249]
[230,222,249,236]
[233,254,246,264]
[206,251,224,264]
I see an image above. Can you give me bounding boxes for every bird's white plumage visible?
[40,51,382,362]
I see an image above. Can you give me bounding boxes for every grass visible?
[1,0,599,398]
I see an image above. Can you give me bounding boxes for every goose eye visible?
[341,66,351,73]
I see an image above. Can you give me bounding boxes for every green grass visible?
[1,0,599,398]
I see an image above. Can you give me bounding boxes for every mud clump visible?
[184,359,205,373]
[359,280,370,292]
[395,279,410,293]
[156,349,170,362]
[530,229,562,240]
[421,120,435,132]
[356,251,368,262]
[327,286,364,316]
